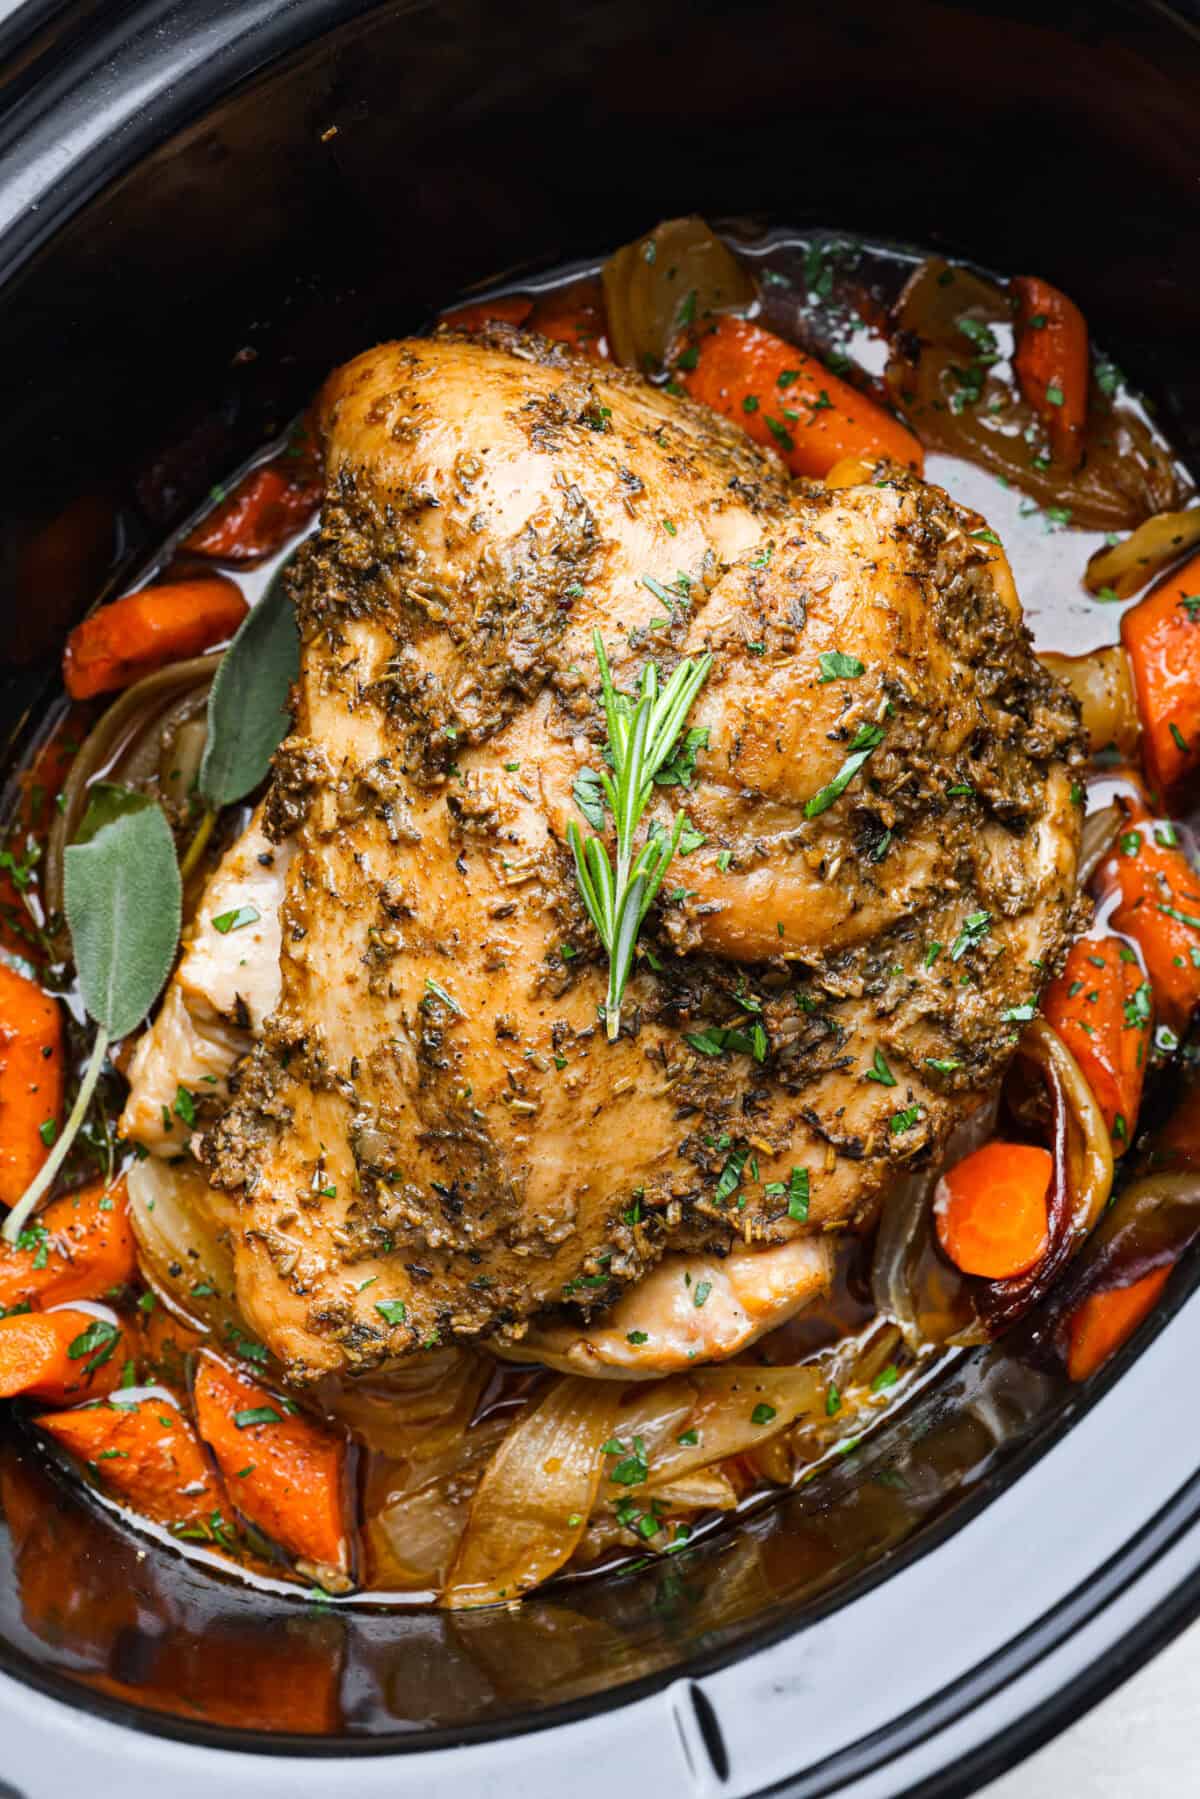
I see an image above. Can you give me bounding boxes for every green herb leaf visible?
[568,634,712,1040]
[375,1299,408,1326]
[199,555,301,807]
[233,1406,281,1429]
[5,790,184,1247]
[803,723,885,819]
[817,650,865,683]
[572,768,606,830]
[211,904,260,935]
[865,1047,897,1087]
[65,790,182,1039]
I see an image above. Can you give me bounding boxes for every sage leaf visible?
[74,780,154,844]
[4,790,182,1244]
[199,553,300,808]
[64,792,182,1040]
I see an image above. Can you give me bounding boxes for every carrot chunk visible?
[63,576,248,700]
[1042,935,1151,1153]
[0,1175,136,1312]
[0,1308,124,1402]
[934,1141,1053,1279]
[192,1353,349,1573]
[35,1396,223,1528]
[1120,549,1200,793]
[0,963,63,1210]
[1066,1266,1171,1380]
[681,316,924,480]
[1011,275,1089,469]
[181,456,321,566]
[527,279,610,361]
[1095,801,1200,1033]
[441,294,534,333]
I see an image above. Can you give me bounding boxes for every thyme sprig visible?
[569,632,712,1041]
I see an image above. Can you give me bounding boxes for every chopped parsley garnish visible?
[607,1436,650,1486]
[817,650,865,683]
[950,910,991,961]
[375,1299,408,1326]
[714,1144,750,1205]
[803,722,885,819]
[891,1105,922,1134]
[865,1047,897,1087]
[751,1403,777,1426]
[212,904,260,934]
[233,1406,280,1429]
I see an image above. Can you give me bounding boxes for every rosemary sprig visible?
[569,632,712,1041]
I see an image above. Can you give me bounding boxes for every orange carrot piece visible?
[1096,801,1200,1033]
[193,1353,348,1572]
[1120,549,1200,793]
[1066,1266,1171,1380]
[0,1307,124,1402]
[35,1396,223,1528]
[0,1175,136,1312]
[441,294,533,333]
[1011,275,1089,469]
[527,278,610,361]
[63,576,247,700]
[934,1141,1053,1279]
[182,440,322,566]
[681,315,924,480]
[1042,935,1150,1153]
[0,963,63,1210]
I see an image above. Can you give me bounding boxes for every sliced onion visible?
[1084,507,1200,601]
[1037,1170,1200,1363]
[618,1363,824,1498]
[126,1154,239,1333]
[369,1414,509,1592]
[1077,803,1123,890]
[976,1018,1113,1333]
[871,1094,1000,1349]
[602,216,756,374]
[887,259,1188,530]
[442,1377,619,1609]
[1039,648,1139,758]
[44,653,219,917]
[319,1349,488,1465]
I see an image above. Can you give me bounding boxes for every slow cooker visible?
[1,2,1199,1793]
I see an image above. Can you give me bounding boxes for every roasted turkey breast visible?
[189,327,1083,1380]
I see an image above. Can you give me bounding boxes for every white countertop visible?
[981,1615,1200,1796]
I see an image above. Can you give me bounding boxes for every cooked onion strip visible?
[126,1155,239,1334]
[1039,648,1139,758]
[632,1364,824,1495]
[1084,506,1200,601]
[602,215,755,374]
[1077,803,1122,890]
[45,653,219,917]
[871,1095,999,1348]
[977,1018,1113,1332]
[442,1377,619,1608]
[1038,1170,1200,1361]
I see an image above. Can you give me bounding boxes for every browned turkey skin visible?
[200,326,1085,1382]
